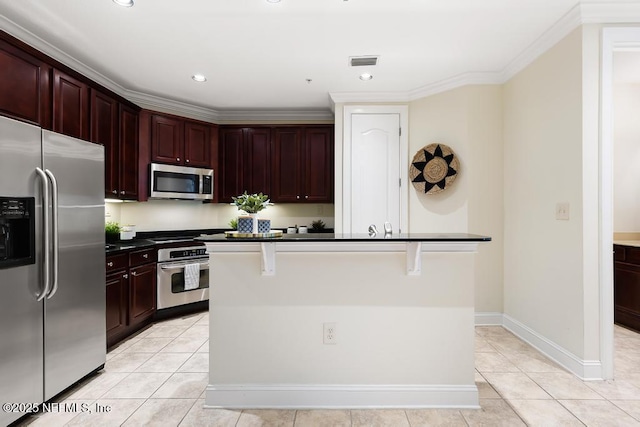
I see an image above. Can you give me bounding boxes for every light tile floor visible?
[18,312,640,426]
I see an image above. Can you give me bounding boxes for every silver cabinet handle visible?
[177,157,180,162]
[143,254,148,259]
[112,190,117,194]
[120,190,125,195]
[45,169,59,299]
[123,274,128,279]
[186,159,190,163]
[35,168,50,301]
[296,195,300,199]
[131,271,137,276]
[107,261,114,267]
[305,195,309,199]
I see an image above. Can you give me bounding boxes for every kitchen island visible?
[198,233,491,409]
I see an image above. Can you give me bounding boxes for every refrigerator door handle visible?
[35,167,51,301]
[44,169,59,299]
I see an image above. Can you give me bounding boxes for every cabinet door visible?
[615,261,640,332]
[119,105,139,199]
[244,128,271,195]
[151,114,184,164]
[52,69,89,140]
[129,263,156,326]
[106,270,128,345]
[304,126,334,202]
[272,127,303,202]
[219,128,245,203]
[0,39,51,127]
[90,90,119,197]
[184,122,211,168]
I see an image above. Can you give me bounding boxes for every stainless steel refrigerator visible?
[0,115,106,426]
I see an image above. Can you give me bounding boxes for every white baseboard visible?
[474,312,603,380]
[205,384,479,409]
[474,312,504,325]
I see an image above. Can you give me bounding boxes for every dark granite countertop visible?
[195,232,491,243]
[105,239,156,254]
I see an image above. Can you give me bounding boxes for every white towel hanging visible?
[184,263,200,291]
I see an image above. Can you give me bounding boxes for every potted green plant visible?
[105,221,121,243]
[310,219,327,233]
[228,217,238,230]
[232,192,271,233]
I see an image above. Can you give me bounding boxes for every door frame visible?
[342,105,409,234]
[600,27,640,379]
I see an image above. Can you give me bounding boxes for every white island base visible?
[202,237,484,409]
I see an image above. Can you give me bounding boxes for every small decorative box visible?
[258,219,271,233]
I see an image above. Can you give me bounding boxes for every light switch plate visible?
[556,202,570,220]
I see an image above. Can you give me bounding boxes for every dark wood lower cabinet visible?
[106,248,157,348]
[614,244,640,332]
[129,263,156,326]
[106,270,128,342]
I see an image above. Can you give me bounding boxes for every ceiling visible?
[0,0,586,118]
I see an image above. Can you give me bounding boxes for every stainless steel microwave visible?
[149,163,213,200]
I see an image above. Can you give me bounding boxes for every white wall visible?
[613,82,640,233]
[106,201,335,232]
[503,28,586,358]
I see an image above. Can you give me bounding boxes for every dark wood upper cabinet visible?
[303,127,334,202]
[218,127,271,203]
[53,69,89,140]
[184,121,211,168]
[0,38,51,127]
[90,91,138,200]
[219,128,245,202]
[271,125,333,203]
[244,128,272,195]
[272,128,303,202]
[119,105,139,200]
[151,114,184,164]
[90,90,119,197]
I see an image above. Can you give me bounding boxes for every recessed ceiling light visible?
[192,74,207,82]
[266,0,281,3]
[359,73,373,81]
[112,0,134,7]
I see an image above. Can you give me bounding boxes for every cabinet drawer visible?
[106,253,127,272]
[129,248,157,267]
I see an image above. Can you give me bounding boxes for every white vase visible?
[249,213,259,234]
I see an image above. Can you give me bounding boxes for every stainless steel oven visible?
[157,245,209,309]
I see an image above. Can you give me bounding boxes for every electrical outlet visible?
[317,205,323,215]
[323,322,337,345]
[556,202,570,220]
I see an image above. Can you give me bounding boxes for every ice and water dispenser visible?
[0,196,35,269]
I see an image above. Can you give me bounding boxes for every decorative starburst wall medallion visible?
[409,143,460,195]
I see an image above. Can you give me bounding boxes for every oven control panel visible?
[169,248,207,259]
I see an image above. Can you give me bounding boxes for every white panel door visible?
[350,113,401,233]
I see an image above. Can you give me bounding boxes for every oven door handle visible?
[159,260,209,270]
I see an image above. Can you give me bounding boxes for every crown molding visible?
[500,3,583,82]
[0,14,130,99]
[4,1,640,118]
[217,109,334,122]
[580,1,640,23]
[124,90,221,123]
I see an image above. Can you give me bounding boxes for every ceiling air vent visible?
[349,56,379,67]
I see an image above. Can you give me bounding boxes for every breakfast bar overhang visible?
[198,233,491,409]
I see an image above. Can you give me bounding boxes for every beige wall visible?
[503,28,585,357]
[409,86,504,314]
